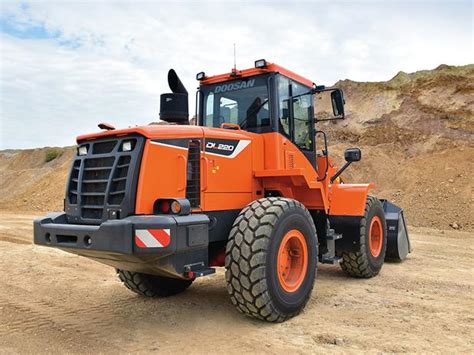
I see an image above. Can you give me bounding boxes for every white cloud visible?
[0,0,472,148]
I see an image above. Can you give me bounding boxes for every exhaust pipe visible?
[168,69,188,94]
[160,69,189,124]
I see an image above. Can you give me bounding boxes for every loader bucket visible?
[381,200,411,261]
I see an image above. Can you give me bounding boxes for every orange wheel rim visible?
[368,216,383,257]
[277,229,308,293]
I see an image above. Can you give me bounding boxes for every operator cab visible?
[196,59,345,166]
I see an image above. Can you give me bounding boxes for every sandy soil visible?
[0,212,472,354]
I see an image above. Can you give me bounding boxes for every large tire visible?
[340,196,387,278]
[117,269,193,297]
[225,197,318,322]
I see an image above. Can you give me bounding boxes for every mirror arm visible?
[311,86,336,94]
[330,161,352,184]
[315,116,345,122]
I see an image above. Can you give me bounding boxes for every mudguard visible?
[381,200,411,261]
[328,183,374,216]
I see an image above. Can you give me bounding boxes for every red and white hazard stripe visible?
[135,229,171,248]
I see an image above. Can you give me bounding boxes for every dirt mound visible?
[0,65,472,230]
[0,147,74,212]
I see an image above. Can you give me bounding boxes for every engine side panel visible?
[135,139,193,214]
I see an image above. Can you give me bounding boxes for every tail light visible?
[154,199,190,216]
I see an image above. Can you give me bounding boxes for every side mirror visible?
[331,89,345,117]
[330,147,362,183]
[313,87,345,121]
[344,148,361,162]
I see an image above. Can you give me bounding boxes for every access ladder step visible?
[183,262,216,278]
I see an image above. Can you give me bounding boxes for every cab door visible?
[277,76,316,169]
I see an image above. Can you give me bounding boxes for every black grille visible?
[186,140,201,208]
[65,136,144,224]
[108,156,131,205]
[92,140,117,154]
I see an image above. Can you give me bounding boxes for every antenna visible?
[233,43,236,70]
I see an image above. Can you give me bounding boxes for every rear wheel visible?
[117,269,193,297]
[225,197,318,322]
[340,196,387,278]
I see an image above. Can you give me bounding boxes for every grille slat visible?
[83,167,113,172]
[109,190,126,195]
[82,179,109,184]
[81,192,106,196]
[82,205,104,209]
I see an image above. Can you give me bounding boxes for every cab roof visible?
[199,62,314,88]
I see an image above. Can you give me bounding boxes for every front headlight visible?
[78,146,88,156]
[122,141,132,152]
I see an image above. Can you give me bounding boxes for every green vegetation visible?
[44,149,62,163]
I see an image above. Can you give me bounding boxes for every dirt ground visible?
[0,212,472,354]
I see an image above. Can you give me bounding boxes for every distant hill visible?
[329,64,473,143]
[1,64,472,231]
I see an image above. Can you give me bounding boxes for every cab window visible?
[201,75,270,130]
[278,76,290,137]
[292,81,313,150]
[277,76,313,150]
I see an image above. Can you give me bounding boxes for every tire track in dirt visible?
[0,284,197,353]
[0,236,31,245]
[0,288,139,351]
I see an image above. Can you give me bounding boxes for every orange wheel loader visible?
[34,60,410,322]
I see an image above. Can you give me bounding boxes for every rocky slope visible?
[325,64,473,231]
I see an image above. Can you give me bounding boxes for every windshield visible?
[200,75,270,129]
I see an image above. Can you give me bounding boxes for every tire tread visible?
[225,197,316,322]
[340,196,386,278]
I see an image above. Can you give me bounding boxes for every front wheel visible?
[225,198,318,322]
[117,270,193,297]
[340,196,387,278]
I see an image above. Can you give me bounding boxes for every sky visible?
[0,0,472,149]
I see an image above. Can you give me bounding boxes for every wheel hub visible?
[277,229,308,292]
[368,216,383,257]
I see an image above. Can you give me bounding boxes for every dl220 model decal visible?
[205,139,251,158]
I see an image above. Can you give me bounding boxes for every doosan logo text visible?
[214,80,255,93]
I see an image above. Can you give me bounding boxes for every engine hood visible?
[76,124,255,143]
